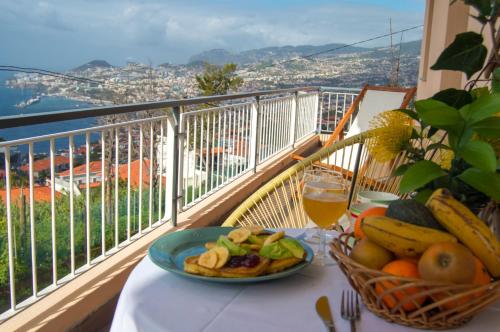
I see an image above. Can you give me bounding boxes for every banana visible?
[213,247,230,269]
[361,215,457,257]
[228,228,251,243]
[198,250,218,269]
[426,188,500,277]
[204,242,216,250]
[245,225,265,235]
[263,231,285,246]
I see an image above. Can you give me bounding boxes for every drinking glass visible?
[302,169,348,266]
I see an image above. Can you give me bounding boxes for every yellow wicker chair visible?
[222,130,413,228]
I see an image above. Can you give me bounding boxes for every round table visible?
[111,229,500,332]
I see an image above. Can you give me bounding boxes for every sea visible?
[0,72,99,154]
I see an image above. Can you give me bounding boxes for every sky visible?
[0,0,425,71]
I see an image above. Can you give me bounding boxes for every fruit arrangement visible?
[184,226,307,278]
[331,188,500,328]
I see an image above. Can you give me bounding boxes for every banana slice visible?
[213,246,230,268]
[198,250,218,269]
[228,228,251,243]
[245,225,265,235]
[263,231,285,246]
[204,242,216,250]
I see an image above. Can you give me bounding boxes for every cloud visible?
[2,0,75,31]
[0,0,425,68]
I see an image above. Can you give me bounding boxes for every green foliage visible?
[458,168,500,200]
[431,32,487,79]
[195,63,244,96]
[460,140,496,172]
[394,0,500,209]
[0,183,166,312]
[432,88,472,108]
[493,68,500,92]
[399,161,446,194]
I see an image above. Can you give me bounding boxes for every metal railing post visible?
[249,96,260,173]
[315,88,322,134]
[289,91,298,148]
[165,106,180,226]
[171,106,180,227]
[177,107,186,210]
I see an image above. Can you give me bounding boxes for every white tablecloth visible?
[111,229,500,332]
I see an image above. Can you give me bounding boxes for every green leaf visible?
[431,32,487,79]
[399,160,447,194]
[393,164,410,177]
[458,168,500,201]
[461,93,500,123]
[461,141,496,172]
[493,68,500,93]
[471,116,500,137]
[470,87,490,100]
[427,143,452,151]
[432,89,472,109]
[415,99,463,128]
[464,0,493,17]
[413,189,433,204]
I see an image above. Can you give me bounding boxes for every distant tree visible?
[192,64,243,189]
[195,63,243,96]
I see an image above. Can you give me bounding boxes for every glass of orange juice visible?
[302,169,348,266]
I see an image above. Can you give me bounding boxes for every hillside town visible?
[6,41,419,105]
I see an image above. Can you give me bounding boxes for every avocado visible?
[386,199,445,231]
[248,234,264,245]
[259,242,293,259]
[217,236,248,256]
[279,238,305,259]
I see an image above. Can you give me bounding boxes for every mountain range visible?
[72,60,113,71]
[188,40,421,66]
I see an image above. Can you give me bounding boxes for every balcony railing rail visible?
[0,86,358,321]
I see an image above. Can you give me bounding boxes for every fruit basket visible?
[330,233,500,330]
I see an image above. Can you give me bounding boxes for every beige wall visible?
[417,0,469,99]
[417,0,497,99]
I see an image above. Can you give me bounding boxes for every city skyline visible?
[1,0,424,70]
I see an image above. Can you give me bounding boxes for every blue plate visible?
[148,227,314,283]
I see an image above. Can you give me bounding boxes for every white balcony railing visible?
[0,86,358,320]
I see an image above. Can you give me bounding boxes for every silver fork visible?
[341,290,360,332]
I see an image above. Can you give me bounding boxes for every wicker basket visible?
[330,233,500,330]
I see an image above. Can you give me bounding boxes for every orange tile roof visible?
[56,159,164,189]
[0,186,61,205]
[118,159,152,188]
[20,156,70,172]
[58,161,102,177]
[78,182,101,189]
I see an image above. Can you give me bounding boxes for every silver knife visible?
[316,296,336,332]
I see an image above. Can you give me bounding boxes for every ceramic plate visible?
[148,227,314,283]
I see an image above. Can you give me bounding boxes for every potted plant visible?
[368,0,499,220]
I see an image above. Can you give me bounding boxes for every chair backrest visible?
[324,85,416,172]
[346,88,412,137]
[222,130,443,229]
[324,85,416,146]
[222,131,404,228]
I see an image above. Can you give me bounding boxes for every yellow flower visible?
[437,149,454,170]
[367,110,413,162]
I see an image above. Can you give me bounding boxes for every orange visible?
[375,259,425,311]
[472,256,491,286]
[432,256,492,310]
[353,206,387,239]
